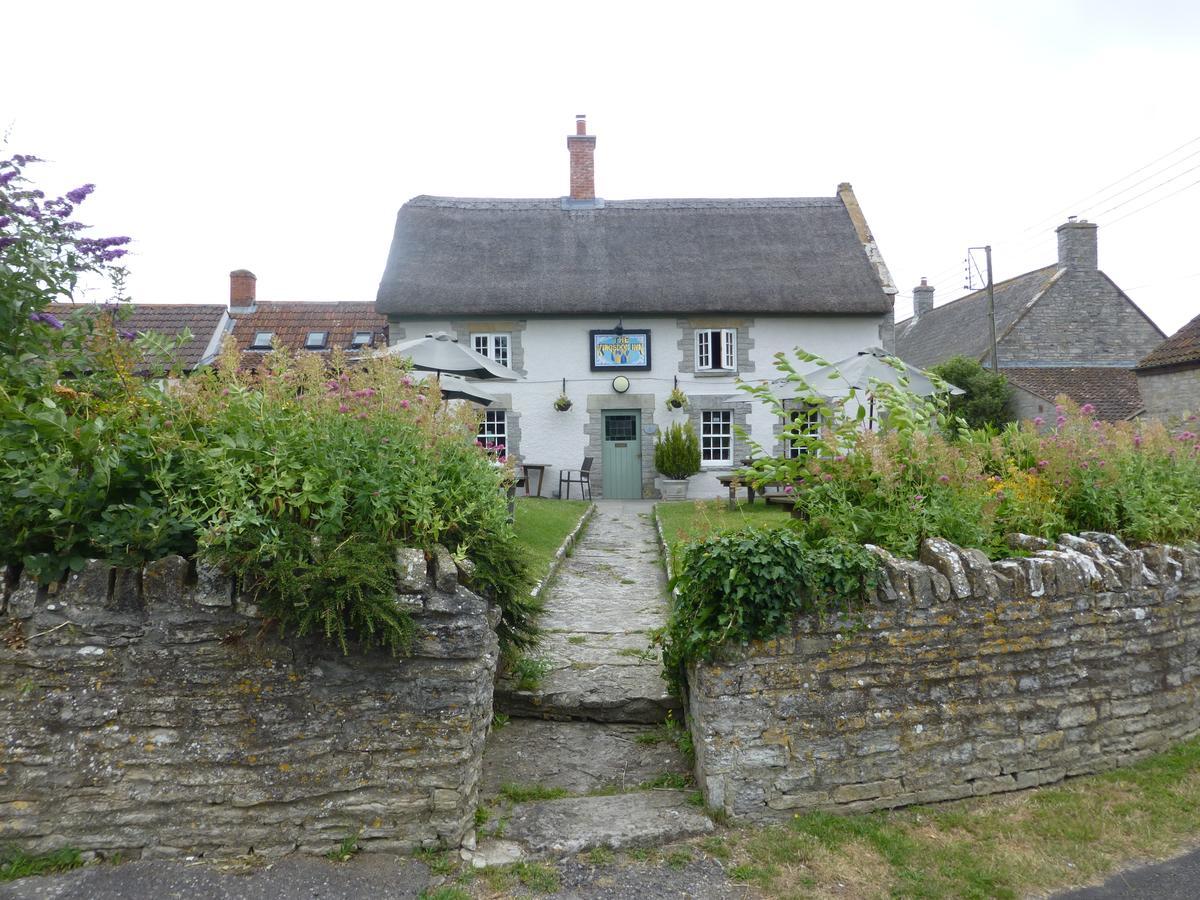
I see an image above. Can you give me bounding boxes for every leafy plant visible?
[654,422,701,480]
[930,355,1013,430]
[553,393,573,411]
[505,652,551,691]
[326,828,362,862]
[0,846,84,881]
[665,386,688,410]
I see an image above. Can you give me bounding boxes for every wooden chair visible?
[559,457,593,500]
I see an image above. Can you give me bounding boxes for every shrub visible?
[930,355,1012,430]
[654,422,701,480]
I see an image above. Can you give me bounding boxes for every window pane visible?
[351,330,372,347]
[473,335,490,357]
[696,330,711,369]
[251,331,273,348]
[700,410,732,463]
[305,331,328,349]
[605,415,636,441]
[493,334,510,367]
[723,330,736,369]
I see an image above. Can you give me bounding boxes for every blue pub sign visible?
[589,330,651,371]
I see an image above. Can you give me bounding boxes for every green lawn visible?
[511,498,591,590]
[655,499,792,571]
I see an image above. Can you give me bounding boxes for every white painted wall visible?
[389,314,887,498]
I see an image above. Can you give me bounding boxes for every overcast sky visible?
[7,1,1200,334]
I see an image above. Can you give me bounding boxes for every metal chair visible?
[559,457,593,500]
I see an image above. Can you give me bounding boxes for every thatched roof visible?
[375,195,895,317]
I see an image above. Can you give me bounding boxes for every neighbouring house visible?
[224,269,388,368]
[1135,309,1200,421]
[375,116,898,499]
[895,219,1166,421]
[47,301,232,373]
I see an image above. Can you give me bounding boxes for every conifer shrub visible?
[654,422,701,480]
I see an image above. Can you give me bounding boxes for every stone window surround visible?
[582,393,658,499]
[450,320,527,376]
[687,394,752,470]
[677,318,755,376]
[772,402,822,458]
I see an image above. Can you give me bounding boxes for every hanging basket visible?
[665,387,688,411]
[554,394,573,412]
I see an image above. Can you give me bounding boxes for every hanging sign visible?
[590,330,651,371]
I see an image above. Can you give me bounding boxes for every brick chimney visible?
[567,114,596,201]
[1056,217,1098,270]
[229,269,257,314]
[913,277,935,319]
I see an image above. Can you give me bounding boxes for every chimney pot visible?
[229,269,257,312]
[566,114,597,201]
[1056,218,1098,270]
[913,277,935,319]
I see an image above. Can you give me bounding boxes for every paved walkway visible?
[495,500,679,723]
[1053,846,1200,899]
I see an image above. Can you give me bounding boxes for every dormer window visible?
[250,331,273,350]
[349,330,374,349]
[305,331,329,350]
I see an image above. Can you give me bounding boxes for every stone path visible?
[495,500,680,723]
[474,501,711,865]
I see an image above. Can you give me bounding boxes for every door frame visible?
[600,408,642,500]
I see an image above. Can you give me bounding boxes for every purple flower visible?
[119,329,137,342]
[1037,459,1048,469]
[338,403,350,414]
[0,215,10,227]
[938,474,950,484]
[0,236,17,251]
[913,494,925,502]
[1033,416,1044,427]
[784,485,794,494]
[1080,403,1095,415]
[0,171,17,187]
[1056,415,1067,427]
[66,184,95,204]
[416,394,426,402]
[400,399,410,409]
[1134,434,1143,448]
[29,311,64,329]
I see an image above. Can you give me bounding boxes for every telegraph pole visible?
[967,245,1000,373]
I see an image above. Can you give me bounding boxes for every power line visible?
[1092,162,1200,218]
[1073,147,1200,218]
[1020,133,1200,235]
[1105,174,1200,228]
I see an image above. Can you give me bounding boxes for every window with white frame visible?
[695,328,736,372]
[472,332,511,368]
[477,409,507,459]
[700,410,733,465]
[787,404,821,458]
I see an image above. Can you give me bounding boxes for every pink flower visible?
[1056,416,1067,427]
[338,403,349,413]
[401,376,413,387]
[357,412,368,420]
[1037,460,1048,469]
[1055,404,1064,414]
[1080,461,1089,469]
[416,394,426,402]
[1080,403,1095,415]
[1092,420,1101,430]
[1134,434,1143,448]
[913,494,925,502]
[400,399,410,409]
[938,475,950,485]
[821,473,833,482]
[784,485,794,494]
[834,454,846,463]
[1033,416,1044,427]
[1028,467,1038,475]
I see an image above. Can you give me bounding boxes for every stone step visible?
[495,657,680,723]
[465,792,713,865]
[481,719,690,797]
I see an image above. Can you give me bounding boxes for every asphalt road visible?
[1053,846,1200,899]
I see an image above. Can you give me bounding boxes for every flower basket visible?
[553,394,573,412]
[665,387,688,411]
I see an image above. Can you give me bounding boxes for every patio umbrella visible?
[729,348,963,403]
[383,331,520,381]
[419,373,495,406]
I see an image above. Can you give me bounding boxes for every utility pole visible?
[966,246,1000,373]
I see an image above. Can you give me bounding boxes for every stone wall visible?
[688,533,1200,821]
[0,547,498,859]
[1138,367,1200,422]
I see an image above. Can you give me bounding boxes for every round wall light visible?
[611,375,631,394]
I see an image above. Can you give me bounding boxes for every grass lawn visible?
[707,733,1200,898]
[511,498,591,591]
[655,499,792,571]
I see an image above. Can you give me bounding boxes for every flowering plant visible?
[553,393,573,412]
[665,386,688,410]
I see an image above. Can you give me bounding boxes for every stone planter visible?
[659,478,691,501]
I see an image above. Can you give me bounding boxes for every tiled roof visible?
[1136,310,1200,372]
[1004,366,1144,421]
[47,302,228,371]
[895,266,1061,369]
[230,302,388,367]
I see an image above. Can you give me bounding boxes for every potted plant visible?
[665,386,688,410]
[553,393,573,412]
[654,422,701,500]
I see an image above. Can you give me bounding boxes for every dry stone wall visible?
[0,547,498,860]
[688,533,1200,821]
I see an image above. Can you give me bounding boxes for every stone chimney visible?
[1056,217,1098,270]
[567,114,596,201]
[229,269,257,314]
[913,277,935,318]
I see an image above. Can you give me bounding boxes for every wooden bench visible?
[716,473,788,509]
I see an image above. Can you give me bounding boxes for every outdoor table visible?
[521,463,548,497]
[716,473,788,509]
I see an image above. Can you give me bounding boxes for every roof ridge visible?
[895,263,1058,326]
[407,195,842,210]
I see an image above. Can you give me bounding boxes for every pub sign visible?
[589,330,651,371]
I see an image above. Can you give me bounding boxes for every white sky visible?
[7,0,1200,334]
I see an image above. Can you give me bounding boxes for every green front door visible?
[601,410,642,499]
